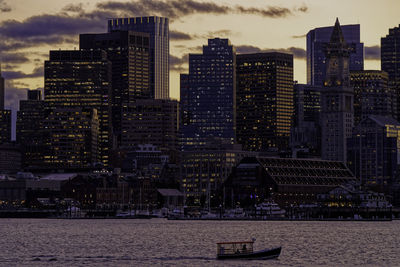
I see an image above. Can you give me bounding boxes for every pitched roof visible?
[368,115,400,127]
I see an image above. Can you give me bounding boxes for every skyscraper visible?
[0,66,11,145]
[290,83,321,157]
[17,90,46,169]
[320,19,354,162]
[307,24,364,86]
[0,65,4,110]
[381,24,400,120]
[236,52,294,152]
[108,17,169,99]
[0,110,11,145]
[348,115,400,188]
[44,50,112,167]
[350,70,394,125]
[180,38,236,150]
[80,31,151,144]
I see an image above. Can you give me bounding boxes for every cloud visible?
[97,0,308,20]
[0,0,11,12]
[61,3,85,13]
[170,54,189,72]
[170,30,192,41]
[365,45,380,60]
[236,45,306,59]
[2,66,44,80]
[292,34,306,39]
[0,52,30,64]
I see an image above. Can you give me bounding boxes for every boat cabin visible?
[217,241,254,256]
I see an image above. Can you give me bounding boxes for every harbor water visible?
[0,218,399,266]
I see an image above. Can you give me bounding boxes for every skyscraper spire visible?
[330,18,346,45]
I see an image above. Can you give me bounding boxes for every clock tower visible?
[321,18,354,162]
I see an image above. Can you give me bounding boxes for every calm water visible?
[0,218,399,266]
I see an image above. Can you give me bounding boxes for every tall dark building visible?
[320,19,354,162]
[108,17,169,99]
[348,115,400,188]
[381,25,400,120]
[307,24,363,86]
[180,38,236,150]
[45,50,112,167]
[236,53,294,152]
[80,31,150,144]
[0,110,11,145]
[350,70,394,125]
[17,90,46,169]
[290,83,321,157]
[0,67,11,144]
[0,65,4,110]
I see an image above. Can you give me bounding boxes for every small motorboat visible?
[216,240,281,260]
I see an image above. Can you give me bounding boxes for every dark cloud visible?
[236,45,306,59]
[61,3,85,13]
[2,66,44,80]
[292,34,306,39]
[170,30,192,41]
[97,0,308,19]
[365,45,380,60]
[170,54,189,72]
[0,0,11,12]
[0,14,106,40]
[0,52,30,64]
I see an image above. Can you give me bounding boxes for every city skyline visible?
[0,0,398,111]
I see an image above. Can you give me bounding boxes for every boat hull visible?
[217,247,281,260]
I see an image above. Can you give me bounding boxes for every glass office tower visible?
[307,24,364,86]
[180,38,236,150]
[108,16,169,100]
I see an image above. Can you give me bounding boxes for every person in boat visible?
[242,244,247,253]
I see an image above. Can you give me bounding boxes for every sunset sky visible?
[1,0,399,130]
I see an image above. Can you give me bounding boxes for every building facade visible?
[180,38,236,151]
[0,110,11,145]
[16,90,46,169]
[224,156,356,207]
[45,50,112,167]
[0,65,4,110]
[121,99,178,151]
[307,24,363,86]
[290,83,321,157]
[108,17,169,99]
[347,115,400,188]
[381,24,400,120]
[179,144,257,205]
[350,70,394,125]
[320,19,354,162]
[236,53,294,152]
[42,107,99,170]
[80,31,150,144]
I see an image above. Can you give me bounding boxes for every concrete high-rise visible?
[320,19,354,162]
[45,50,112,167]
[121,99,178,151]
[307,24,363,86]
[236,53,294,152]
[381,24,400,120]
[80,31,151,144]
[180,38,236,150]
[108,17,169,99]
[350,70,394,125]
